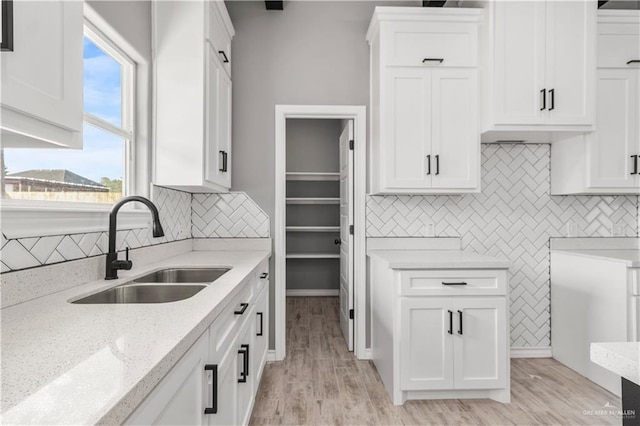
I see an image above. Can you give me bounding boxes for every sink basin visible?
[132,268,230,283]
[72,284,207,304]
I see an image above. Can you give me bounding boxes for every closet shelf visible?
[286,253,340,259]
[286,226,340,233]
[286,198,340,205]
[286,172,340,181]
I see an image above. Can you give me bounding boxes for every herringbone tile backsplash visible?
[367,144,638,348]
[192,192,270,238]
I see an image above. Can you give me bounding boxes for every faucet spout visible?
[105,196,165,280]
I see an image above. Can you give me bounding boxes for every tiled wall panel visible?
[192,192,270,238]
[367,144,639,347]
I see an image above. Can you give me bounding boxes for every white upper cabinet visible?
[475,0,597,142]
[368,7,482,195]
[1,0,83,149]
[551,10,640,195]
[153,0,234,193]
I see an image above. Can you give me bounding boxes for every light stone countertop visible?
[551,249,640,267]
[591,342,640,386]
[1,249,270,425]
[367,249,511,269]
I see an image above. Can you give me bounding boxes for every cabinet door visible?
[217,69,232,189]
[208,339,238,426]
[453,298,507,390]
[545,0,596,125]
[383,67,432,189]
[205,43,222,187]
[125,333,209,425]
[431,69,479,189]
[236,322,255,426]
[400,297,454,390]
[492,1,546,125]
[252,287,269,382]
[588,69,639,189]
[1,0,83,148]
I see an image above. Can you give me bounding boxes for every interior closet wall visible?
[286,119,342,292]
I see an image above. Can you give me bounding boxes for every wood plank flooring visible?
[250,297,621,425]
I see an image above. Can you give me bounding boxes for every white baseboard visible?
[361,348,372,360]
[286,289,339,297]
[266,350,277,362]
[510,347,552,358]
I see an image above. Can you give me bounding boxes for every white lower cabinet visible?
[370,260,510,405]
[126,262,269,425]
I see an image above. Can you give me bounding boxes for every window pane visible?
[1,124,125,204]
[83,36,122,127]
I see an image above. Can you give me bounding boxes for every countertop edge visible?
[366,249,512,270]
[551,249,638,267]
[590,342,640,386]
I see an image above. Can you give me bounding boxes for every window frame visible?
[0,15,150,240]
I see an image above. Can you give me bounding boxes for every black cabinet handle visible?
[626,60,640,65]
[442,281,467,286]
[540,89,546,111]
[234,303,249,315]
[422,58,444,63]
[257,312,263,336]
[426,155,431,175]
[219,151,225,172]
[632,156,638,175]
[223,152,228,172]
[204,364,218,414]
[549,89,555,111]
[238,345,248,383]
[435,155,440,175]
[260,272,269,279]
[219,50,229,63]
[334,239,341,245]
[447,310,453,335]
[458,310,463,335]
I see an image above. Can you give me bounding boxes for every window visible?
[1,22,134,204]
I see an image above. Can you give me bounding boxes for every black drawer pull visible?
[442,282,467,286]
[447,310,453,335]
[458,310,463,335]
[422,58,444,63]
[540,89,546,111]
[204,364,218,414]
[234,303,249,315]
[626,60,640,65]
[426,155,431,175]
[257,312,263,336]
[549,89,555,111]
[435,154,440,175]
[238,345,248,383]
[632,155,638,175]
[260,272,268,279]
[219,50,229,63]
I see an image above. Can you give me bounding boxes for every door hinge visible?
[349,139,354,150]
[349,225,354,235]
[349,309,354,319]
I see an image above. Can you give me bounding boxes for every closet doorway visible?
[275,105,366,361]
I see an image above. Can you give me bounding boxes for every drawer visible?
[598,22,640,68]
[383,22,478,67]
[210,280,255,354]
[399,269,507,296]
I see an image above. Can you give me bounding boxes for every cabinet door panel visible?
[545,0,596,125]
[492,1,546,125]
[384,68,432,189]
[588,70,639,189]
[209,343,238,426]
[431,69,479,189]
[453,298,507,390]
[217,70,232,188]
[236,323,255,426]
[400,298,454,390]
[205,43,222,186]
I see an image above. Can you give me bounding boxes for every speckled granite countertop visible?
[367,249,512,269]
[1,249,270,425]
[591,342,640,386]
[552,249,640,267]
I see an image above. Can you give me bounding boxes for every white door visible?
[492,0,546,125]
[400,297,454,390]
[589,69,639,189]
[545,0,596,125]
[431,69,479,189]
[339,120,354,351]
[205,43,222,186]
[384,67,432,189]
[453,297,507,390]
[217,69,232,189]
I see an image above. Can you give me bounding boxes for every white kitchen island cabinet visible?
[368,244,511,405]
[367,7,482,195]
[125,262,269,426]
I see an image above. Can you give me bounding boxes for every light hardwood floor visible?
[250,297,621,425]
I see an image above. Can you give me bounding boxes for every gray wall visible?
[226,0,414,349]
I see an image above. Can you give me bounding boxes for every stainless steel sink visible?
[132,268,230,283]
[72,284,207,304]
